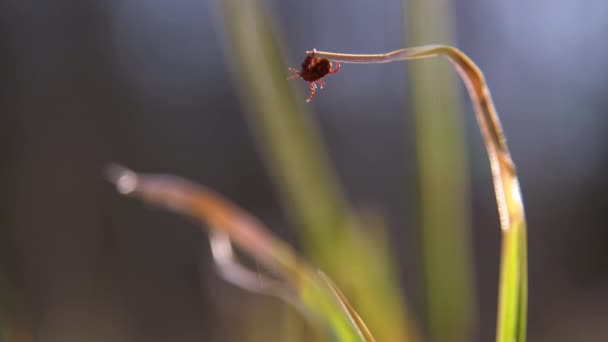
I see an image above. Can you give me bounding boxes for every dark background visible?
[1,0,607,341]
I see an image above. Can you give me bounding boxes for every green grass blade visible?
[405,0,477,340]
[497,209,528,342]
[215,1,419,340]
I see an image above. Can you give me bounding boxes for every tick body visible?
[288,54,340,102]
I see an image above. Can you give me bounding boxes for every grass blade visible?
[309,45,528,342]
[107,165,374,342]
[405,0,477,339]
[215,0,419,340]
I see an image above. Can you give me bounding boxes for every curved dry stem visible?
[106,164,374,342]
[208,231,289,297]
[308,45,527,342]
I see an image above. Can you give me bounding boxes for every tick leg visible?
[287,68,300,80]
[329,63,341,74]
[306,82,316,103]
[318,80,326,89]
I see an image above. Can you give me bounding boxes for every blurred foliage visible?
[405,0,477,340]
[216,0,418,340]
[0,1,530,341]
[107,166,374,341]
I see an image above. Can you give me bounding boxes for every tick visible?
[288,53,340,102]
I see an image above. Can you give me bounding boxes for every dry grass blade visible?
[106,164,374,342]
[309,45,528,342]
[317,272,375,342]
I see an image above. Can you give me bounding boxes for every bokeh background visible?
[1,0,607,341]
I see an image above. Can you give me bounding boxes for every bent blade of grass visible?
[106,165,374,342]
[309,46,528,342]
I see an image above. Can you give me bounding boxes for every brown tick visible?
[288,52,340,102]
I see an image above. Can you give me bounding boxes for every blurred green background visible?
[1,0,607,341]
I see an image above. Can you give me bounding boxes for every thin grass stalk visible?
[309,45,528,342]
[107,165,374,341]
